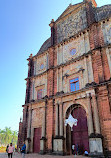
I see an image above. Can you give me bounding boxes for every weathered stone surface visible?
[95,5,111,22]
[57,7,87,43]
[102,20,111,44]
[18,1,111,157]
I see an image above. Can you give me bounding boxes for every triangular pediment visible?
[56,0,97,23]
[56,2,83,22]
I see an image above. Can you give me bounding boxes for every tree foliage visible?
[0,127,18,146]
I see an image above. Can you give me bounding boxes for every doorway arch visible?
[66,104,89,155]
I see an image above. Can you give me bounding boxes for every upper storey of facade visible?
[27,0,111,77]
[25,0,111,103]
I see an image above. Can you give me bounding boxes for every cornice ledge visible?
[54,86,94,99]
[96,78,111,87]
[85,79,111,89]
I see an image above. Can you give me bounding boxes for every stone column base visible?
[89,152,104,158]
[89,134,104,157]
[40,137,47,154]
[104,149,111,157]
[26,138,31,153]
[53,136,65,155]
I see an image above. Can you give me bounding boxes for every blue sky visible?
[0,0,110,132]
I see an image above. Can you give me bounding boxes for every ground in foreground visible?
[0,152,89,158]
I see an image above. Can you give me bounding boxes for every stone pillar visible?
[33,59,36,76]
[49,19,57,46]
[92,95,100,134]
[87,94,94,135]
[41,109,45,137]
[40,101,47,154]
[87,94,104,157]
[57,69,59,93]
[27,108,31,138]
[89,54,94,82]
[55,103,59,136]
[82,32,86,54]
[30,127,34,153]
[53,102,64,155]
[106,48,111,77]
[26,107,32,153]
[84,57,89,85]
[60,102,63,136]
[32,81,35,100]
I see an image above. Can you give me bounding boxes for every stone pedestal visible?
[89,135,104,157]
[53,136,64,155]
[40,137,46,154]
[25,138,31,153]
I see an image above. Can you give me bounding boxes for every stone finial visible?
[83,0,97,7]
[49,19,55,27]
[69,3,72,7]
[29,54,33,58]
[20,117,22,122]
[51,19,54,23]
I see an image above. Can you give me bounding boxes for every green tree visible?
[11,131,18,145]
[4,127,12,145]
[0,127,18,146]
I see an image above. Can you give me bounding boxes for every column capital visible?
[91,94,97,98]
[86,90,96,98]
[59,102,63,106]
[55,102,59,106]
[28,108,32,112]
[55,101,63,106]
[86,93,91,98]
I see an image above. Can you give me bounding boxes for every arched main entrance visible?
[66,105,89,155]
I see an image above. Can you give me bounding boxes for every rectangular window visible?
[70,77,79,92]
[37,89,42,99]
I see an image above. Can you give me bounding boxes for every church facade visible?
[18,0,111,157]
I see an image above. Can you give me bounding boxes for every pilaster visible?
[84,57,89,85]
[40,100,47,154]
[55,103,59,136]
[59,102,63,136]
[91,94,100,134]
[87,93,94,135]
[106,47,111,77]
[89,54,94,82]
[88,93,104,157]
[53,102,64,155]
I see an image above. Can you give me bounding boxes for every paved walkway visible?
[0,153,89,158]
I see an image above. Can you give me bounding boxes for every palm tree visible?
[11,131,18,145]
[0,127,18,146]
[4,127,12,145]
[0,129,6,145]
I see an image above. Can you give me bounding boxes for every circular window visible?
[40,64,44,69]
[70,48,76,55]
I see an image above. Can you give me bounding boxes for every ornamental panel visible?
[57,7,87,43]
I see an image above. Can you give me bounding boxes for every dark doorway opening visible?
[71,107,89,155]
[66,105,89,155]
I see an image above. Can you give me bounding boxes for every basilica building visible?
[18,0,111,157]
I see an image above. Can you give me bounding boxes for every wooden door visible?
[33,127,41,153]
[71,107,89,154]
